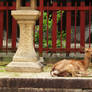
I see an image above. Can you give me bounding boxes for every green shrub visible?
[35,10,66,48]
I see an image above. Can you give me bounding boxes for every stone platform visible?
[0,72,92,92]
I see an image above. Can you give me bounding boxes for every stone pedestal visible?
[6,10,43,72]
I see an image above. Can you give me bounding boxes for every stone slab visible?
[0,77,92,89]
[6,61,42,73]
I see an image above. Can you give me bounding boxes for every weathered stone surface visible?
[0,77,92,89]
[0,88,90,92]
[12,10,40,63]
[6,10,43,72]
[82,90,92,92]
[0,88,18,92]
[62,89,82,92]
[18,88,63,92]
[6,62,42,72]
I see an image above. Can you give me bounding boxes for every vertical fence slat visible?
[66,0,71,52]
[47,2,49,51]
[52,1,57,49]
[0,0,90,53]
[12,1,17,49]
[33,26,35,48]
[12,18,17,49]
[39,0,43,55]
[6,2,9,52]
[80,0,85,48]
[61,2,62,48]
[0,2,4,49]
[74,1,77,49]
[89,1,91,48]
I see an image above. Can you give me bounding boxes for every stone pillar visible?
[6,10,43,72]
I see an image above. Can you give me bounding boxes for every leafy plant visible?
[35,10,66,48]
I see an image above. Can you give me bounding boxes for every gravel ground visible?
[0,72,51,78]
[0,64,52,78]
[0,65,92,78]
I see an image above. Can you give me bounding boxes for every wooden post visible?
[52,1,57,50]
[80,0,85,48]
[31,0,37,9]
[66,0,71,53]
[16,0,21,9]
[0,2,4,49]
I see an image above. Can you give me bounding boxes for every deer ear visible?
[85,48,89,52]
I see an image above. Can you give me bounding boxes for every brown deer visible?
[50,48,92,77]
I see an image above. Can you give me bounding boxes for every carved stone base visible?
[6,10,43,73]
[6,61,43,73]
[6,57,44,73]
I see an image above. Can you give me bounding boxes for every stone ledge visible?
[6,62,42,73]
[0,77,92,89]
[0,88,89,92]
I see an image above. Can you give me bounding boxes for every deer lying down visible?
[50,48,92,77]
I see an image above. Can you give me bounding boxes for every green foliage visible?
[43,11,52,32]
[0,66,6,72]
[35,10,66,48]
[35,25,39,44]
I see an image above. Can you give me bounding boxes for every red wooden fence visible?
[0,0,91,54]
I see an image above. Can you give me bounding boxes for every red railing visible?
[38,0,92,54]
[0,1,16,52]
[0,0,91,54]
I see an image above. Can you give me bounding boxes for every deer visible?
[50,48,92,77]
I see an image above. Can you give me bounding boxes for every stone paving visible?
[0,72,51,78]
[0,66,92,78]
